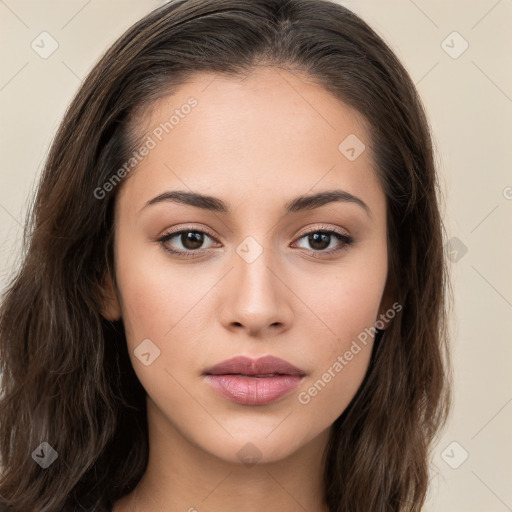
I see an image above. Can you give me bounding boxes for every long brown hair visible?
[0,1,452,510]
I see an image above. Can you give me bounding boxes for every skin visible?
[105,66,394,512]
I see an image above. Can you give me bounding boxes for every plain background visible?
[0,1,511,510]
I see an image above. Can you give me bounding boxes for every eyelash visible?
[156,225,354,260]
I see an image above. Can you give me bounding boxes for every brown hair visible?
[0,0,452,510]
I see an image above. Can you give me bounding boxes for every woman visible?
[0,0,451,511]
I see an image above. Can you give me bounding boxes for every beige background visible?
[1,1,511,510]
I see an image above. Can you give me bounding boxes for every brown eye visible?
[178,231,206,250]
[157,228,218,257]
[307,232,331,251]
[294,229,353,255]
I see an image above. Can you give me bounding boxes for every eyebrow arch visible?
[141,189,371,217]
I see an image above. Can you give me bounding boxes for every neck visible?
[114,397,331,512]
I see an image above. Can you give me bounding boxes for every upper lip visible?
[204,355,306,376]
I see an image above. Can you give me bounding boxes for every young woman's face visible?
[105,67,391,465]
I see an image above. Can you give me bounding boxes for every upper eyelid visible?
[159,225,218,242]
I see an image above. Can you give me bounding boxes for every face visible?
[102,66,392,465]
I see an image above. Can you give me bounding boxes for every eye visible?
[156,225,354,259]
[157,227,219,258]
[292,226,354,257]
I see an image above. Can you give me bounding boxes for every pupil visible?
[309,233,329,250]
[183,231,203,250]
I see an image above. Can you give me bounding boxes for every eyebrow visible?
[141,189,371,217]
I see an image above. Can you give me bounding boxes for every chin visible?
[199,424,316,466]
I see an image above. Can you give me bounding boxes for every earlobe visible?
[98,272,122,321]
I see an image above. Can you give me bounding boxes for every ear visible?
[98,271,122,321]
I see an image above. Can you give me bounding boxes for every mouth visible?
[203,355,306,406]
[203,355,306,377]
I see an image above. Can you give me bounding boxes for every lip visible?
[203,355,306,406]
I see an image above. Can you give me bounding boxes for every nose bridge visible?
[234,233,280,305]
[219,231,292,335]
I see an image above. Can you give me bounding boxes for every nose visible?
[218,239,294,337]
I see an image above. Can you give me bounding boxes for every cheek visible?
[297,343,373,424]
[296,275,381,416]
[114,236,198,343]
[113,237,218,393]
[114,256,198,406]
[292,251,387,349]
[292,249,386,411]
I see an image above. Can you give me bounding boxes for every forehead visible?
[116,67,384,219]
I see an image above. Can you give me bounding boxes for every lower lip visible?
[204,374,304,405]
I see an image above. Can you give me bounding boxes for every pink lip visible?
[203,356,306,406]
